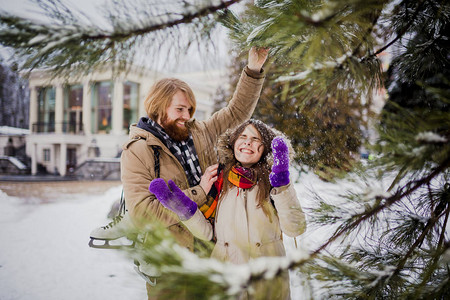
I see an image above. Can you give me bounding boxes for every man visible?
[120,47,268,297]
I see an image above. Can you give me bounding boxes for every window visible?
[91,81,113,133]
[67,148,77,173]
[64,85,83,133]
[37,87,56,132]
[43,148,51,162]
[123,81,139,131]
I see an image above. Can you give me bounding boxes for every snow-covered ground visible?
[0,182,147,300]
[0,172,345,300]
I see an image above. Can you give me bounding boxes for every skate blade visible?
[134,265,158,286]
[88,237,135,249]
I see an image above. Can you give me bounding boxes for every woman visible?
[149,119,307,299]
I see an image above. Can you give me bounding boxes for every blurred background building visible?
[1,64,222,179]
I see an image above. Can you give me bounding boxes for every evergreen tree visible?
[303,1,450,298]
[215,47,366,180]
[2,0,449,298]
[0,60,29,128]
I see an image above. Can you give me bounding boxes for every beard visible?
[161,117,189,142]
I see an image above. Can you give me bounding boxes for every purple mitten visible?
[149,179,197,221]
[269,136,290,187]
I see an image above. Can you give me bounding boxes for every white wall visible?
[0,135,26,156]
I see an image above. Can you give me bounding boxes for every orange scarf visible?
[228,166,256,189]
[199,167,224,219]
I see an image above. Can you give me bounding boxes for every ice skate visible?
[89,191,139,249]
[133,258,161,286]
[89,210,138,249]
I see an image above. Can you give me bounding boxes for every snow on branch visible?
[2,0,242,41]
[365,265,396,288]
[173,248,309,296]
[415,132,448,143]
[128,221,310,298]
[276,52,353,82]
[362,186,392,202]
[0,0,243,73]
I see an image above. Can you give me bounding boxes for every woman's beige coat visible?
[182,128,306,299]
[121,67,265,250]
[184,184,306,262]
[183,181,306,300]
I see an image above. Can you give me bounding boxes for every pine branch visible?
[71,0,243,42]
[229,0,390,107]
[372,0,427,56]
[0,0,244,75]
[130,219,313,299]
[312,155,450,256]
[350,10,381,58]
[413,207,450,297]
[437,205,449,252]
[392,204,449,276]
[292,5,342,26]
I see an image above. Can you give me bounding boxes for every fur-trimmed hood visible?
[216,120,295,169]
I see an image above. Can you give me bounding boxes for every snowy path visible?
[0,183,147,300]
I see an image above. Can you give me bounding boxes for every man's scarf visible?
[138,118,202,187]
[228,166,256,189]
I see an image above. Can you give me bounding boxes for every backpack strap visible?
[151,145,161,178]
[119,145,161,217]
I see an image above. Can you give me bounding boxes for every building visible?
[25,65,220,177]
[0,126,30,175]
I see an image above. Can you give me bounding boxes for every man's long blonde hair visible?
[144,78,196,122]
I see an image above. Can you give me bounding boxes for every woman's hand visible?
[199,164,219,194]
[270,136,290,187]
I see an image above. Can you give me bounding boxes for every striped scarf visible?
[228,166,256,189]
[199,168,224,220]
[145,118,202,187]
[198,165,256,242]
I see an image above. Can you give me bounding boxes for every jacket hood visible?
[136,117,163,139]
[216,121,295,168]
[128,120,153,140]
[124,118,164,149]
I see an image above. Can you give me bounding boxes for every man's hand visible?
[248,47,269,73]
[149,179,197,221]
[269,136,290,187]
[199,164,218,194]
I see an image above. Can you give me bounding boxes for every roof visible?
[0,126,30,136]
